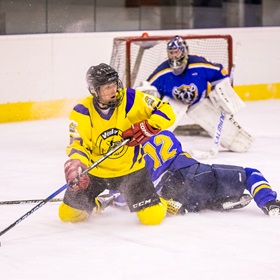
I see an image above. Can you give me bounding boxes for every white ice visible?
[0,100,279,280]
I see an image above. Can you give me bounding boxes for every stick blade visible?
[191,147,218,160]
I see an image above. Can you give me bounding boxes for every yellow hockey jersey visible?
[66,88,176,178]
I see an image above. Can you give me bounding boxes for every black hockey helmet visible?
[86,63,124,108]
[167,35,189,76]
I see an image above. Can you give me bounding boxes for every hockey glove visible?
[122,120,160,146]
[64,159,90,191]
[136,81,161,98]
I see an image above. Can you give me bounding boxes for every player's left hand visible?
[122,120,160,146]
[70,175,90,192]
[64,159,90,191]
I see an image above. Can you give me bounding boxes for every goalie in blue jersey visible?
[111,130,280,217]
[137,35,254,153]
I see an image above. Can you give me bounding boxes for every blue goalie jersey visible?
[147,55,229,106]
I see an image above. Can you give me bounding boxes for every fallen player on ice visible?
[110,130,280,217]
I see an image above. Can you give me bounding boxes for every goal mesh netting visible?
[110,34,233,88]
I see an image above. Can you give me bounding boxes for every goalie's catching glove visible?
[136,81,161,98]
[122,120,160,146]
[64,159,90,191]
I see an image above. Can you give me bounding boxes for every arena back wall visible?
[0,27,279,123]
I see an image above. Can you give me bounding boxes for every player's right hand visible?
[122,120,160,146]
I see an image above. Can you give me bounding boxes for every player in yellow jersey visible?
[58,63,176,225]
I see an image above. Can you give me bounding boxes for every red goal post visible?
[110,33,233,88]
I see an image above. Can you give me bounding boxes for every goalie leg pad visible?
[188,98,255,152]
[209,77,245,115]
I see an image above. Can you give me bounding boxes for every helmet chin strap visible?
[94,96,111,110]
[95,94,119,110]
[97,102,109,110]
[88,82,123,109]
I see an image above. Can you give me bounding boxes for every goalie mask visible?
[167,36,189,76]
[86,63,124,109]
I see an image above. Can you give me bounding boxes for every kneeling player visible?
[58,63,176,225]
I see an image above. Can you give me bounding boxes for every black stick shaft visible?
[0,198,62,205]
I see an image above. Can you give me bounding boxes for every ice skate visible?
[262,200,280,216]
[206,194,252,211]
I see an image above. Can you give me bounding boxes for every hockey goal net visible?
[110,33,233,88]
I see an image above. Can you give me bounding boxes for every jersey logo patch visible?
[172,83,198,104]
[144,94,157,109]
[69,120,80,137]
[96,128,127,159]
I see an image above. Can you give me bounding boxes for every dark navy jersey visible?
[112,130,277,210]
[143,130,197,185]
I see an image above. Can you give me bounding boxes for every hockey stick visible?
[191,111,225,159]
[0,198,63,205]
[191,43,241,159]
[0,139,129,238]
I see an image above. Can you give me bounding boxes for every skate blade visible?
[222,194,252,210]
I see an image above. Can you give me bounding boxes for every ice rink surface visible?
[0,100,279,280]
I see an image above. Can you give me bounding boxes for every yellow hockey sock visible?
[58,202,89,223]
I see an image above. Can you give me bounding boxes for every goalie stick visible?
[191,43,241,159]
[191,110,225,159]
[0,139,129,238]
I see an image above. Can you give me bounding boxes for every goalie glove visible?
[209,78,245,115]
[122,120,160,146]
[136,81,161,98]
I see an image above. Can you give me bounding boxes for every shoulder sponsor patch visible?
[144,94,157,109]
[69,120,80,137]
